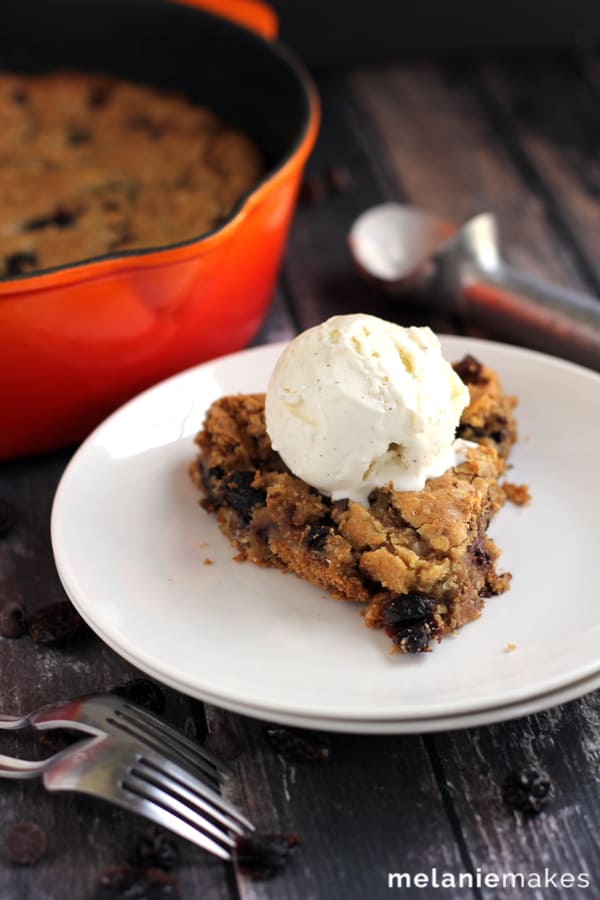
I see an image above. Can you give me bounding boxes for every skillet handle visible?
[172,0,278,39]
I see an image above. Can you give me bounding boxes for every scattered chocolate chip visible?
[27,600,90,644]
[264,724,331,762]
[204,720,242,762]
[235,832,300,880]
[0,498,16,536]
[127,826,179,871]
[298,174,326,206]
[95,865,179,899]
[5,251,37,276]
[453,354,485,385]
[0,601,27,639]
[383,594,436,627]
[112,678,165,715]
[221,471,266,523]
[4,821,47,865]
[503,766,552,815]
[326,164,352,194]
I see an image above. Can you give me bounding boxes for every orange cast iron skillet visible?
[0,0,319,459]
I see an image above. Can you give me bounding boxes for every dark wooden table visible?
[1,54,600,899]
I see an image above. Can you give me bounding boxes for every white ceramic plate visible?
[51,337,600,733]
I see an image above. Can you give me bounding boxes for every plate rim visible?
[51,335,600,728]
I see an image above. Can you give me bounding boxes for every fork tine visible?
[115,702,231,776]
[141,749,254,831]
[101,780,234,861]
[107,711,220,787]
[125,770,239,848]
[134,757,246,835]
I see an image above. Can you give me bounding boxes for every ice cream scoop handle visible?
[460,263,600,370]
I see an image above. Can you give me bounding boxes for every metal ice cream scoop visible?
[349,203,600,370]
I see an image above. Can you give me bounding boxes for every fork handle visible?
[0,755,47,779]
[0,714,29,731]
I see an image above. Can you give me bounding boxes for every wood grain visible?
[0,452,232,900]
[2,55,600,900]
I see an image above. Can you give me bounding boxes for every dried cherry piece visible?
[235,832,300,880]
[503,766,552,815]
[95,865,179,899]
[27,600,90,644]
[5,252,37,276]
[387,622,432,653]
[383,594,436,627]
[264,724,331,762]
[453,354,485,385]
[4,821,47,865]
[0,498,16,536]
[112,678,165,715]
[127,826,179,871]
[222,471,266,523]
[0,600,27,638]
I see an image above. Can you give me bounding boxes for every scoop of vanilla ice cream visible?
[265,314,471,505]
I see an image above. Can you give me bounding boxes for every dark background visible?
[270,0,600,68]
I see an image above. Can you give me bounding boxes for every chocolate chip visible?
[127,826,179,871]
[453,354,485,385]
[5,252,37,276]
[204,720,242,762]
[0,498,16,536]
[4,821,47,865]
[503,766,552,815]
[235,833,300,880]
[306,524,331,552]
[27,600,90,643]
[264,724,331,762]
[95,865,179,899]
[221,471,266,523]
[68,128,92,145]
[112,678,165,715]
[0,601,27,638]
[24,207,76,230]
[89,83,112,109]
[11,87,27,104]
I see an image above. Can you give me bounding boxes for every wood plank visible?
[430,693,600,899]
[479,56,600,295]
[0,451,232,900]
[352,60,593,293]
[282,72,459,336]
[206,705,472,900]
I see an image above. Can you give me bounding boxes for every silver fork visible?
[0,733,252,861]
[0,693,225,788]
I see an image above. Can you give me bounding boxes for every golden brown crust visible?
[0,72,263,275]
[190,357,518,653]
